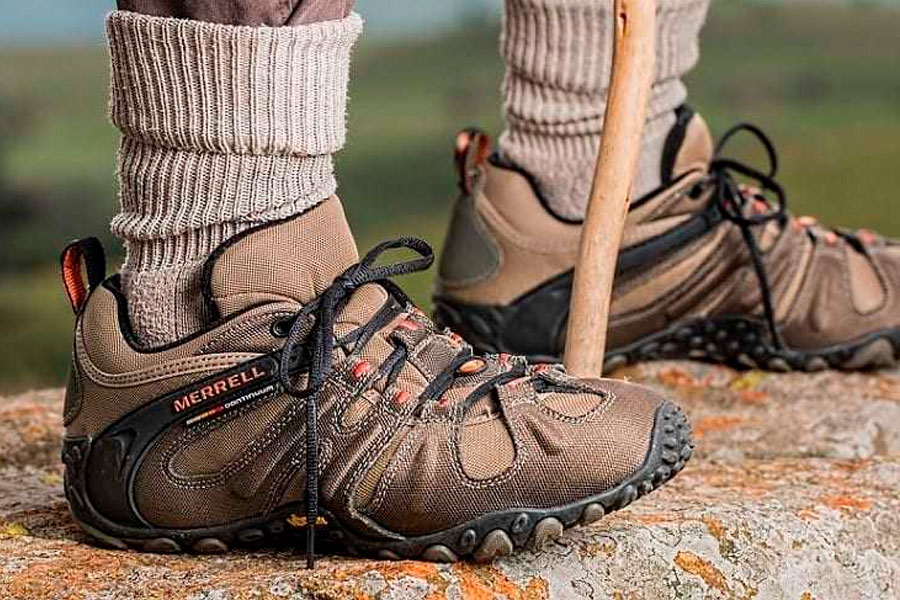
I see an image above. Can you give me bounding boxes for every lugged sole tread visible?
[435,298,900,374]
[606,320,900,374]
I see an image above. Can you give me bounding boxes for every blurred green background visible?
[0,0,898,393]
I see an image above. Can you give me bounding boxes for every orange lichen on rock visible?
[797,508,819,521]
[702,516,725,541]
[632,512,679,526]
[820,495,873,512]
[674,551,731,595]
[657,367,711,390]
[452,564,547,600]
[384,560,441,582]
[737,388,768,405]
[874,377,900,402]
[693,415,745,438]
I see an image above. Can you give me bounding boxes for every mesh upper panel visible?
[209,197,359,316]
[539,390,605,418]
[459,416,516,480]
[72,197,667,537]
[171,393,293,474]
[365,379,659,536]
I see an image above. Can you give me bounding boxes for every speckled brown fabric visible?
[66,198,678,543]
[437,112,900,364]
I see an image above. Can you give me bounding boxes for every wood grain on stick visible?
[563,0,657,378]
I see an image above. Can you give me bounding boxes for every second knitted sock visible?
[498,0,711,221]
[107,11,363,346]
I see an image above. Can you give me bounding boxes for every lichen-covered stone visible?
[0,390,64,469]
[1,362,898,599]
[627,361,900,462]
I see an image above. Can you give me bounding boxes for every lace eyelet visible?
[457,358,486,376]
[351,360,373,381]
[395,319,422,332]
[271,317,293,338]
[447,332,464,346]
[392,390,410,407]
[859,230,877,246]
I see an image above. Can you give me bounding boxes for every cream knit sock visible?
[498,0,710,221]
[106,11,363,346]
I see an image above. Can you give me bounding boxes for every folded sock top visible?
[107,10,363,157]
[107,10,364,255]
[107,11,364,346]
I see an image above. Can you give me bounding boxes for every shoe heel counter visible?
[63,293,98,438]
[436,192,502,293]
[437,128,504,297]
[60,236,107,436]
[61,310,99,532]
[63,357,84,430]
[434,191,509,354]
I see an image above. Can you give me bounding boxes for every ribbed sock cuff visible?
[500,81,684,219]
[107,10,363,255]
[107,10,362,156]
[107,11,362,345]
[499,0,709,219]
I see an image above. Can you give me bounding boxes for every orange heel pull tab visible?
[454,127,491,195]
[60,237,106,314]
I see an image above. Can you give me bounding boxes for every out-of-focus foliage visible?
[0,1,898,391]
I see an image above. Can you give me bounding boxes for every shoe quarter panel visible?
[363,380,649,536]
[781,241,897,349]
[608,226,747,346]
[439,179,581,306]
[68,286,296,439]
[611,224,731,316]
[134,389,304,528]
[767,227,815,323]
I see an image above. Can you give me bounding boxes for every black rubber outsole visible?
[434,294,900,374]
[71,402,693,563]
[601,316,900,374]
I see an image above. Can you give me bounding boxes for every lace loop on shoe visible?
[277,236,528,568]
[708,123,788,349]
[277,237,433,568]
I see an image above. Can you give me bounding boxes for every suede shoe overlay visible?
[435,110,900,372]
[61,196,693,564]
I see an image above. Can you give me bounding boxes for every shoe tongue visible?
[205,197,360,317]
[661,107,714,184]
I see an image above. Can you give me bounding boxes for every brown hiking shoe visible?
[60,197,692,565]
[434,108,900,372]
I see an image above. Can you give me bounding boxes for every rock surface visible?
[1,362,898,599]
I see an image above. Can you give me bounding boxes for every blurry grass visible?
[0,269,75,392]
[1,2,899,392]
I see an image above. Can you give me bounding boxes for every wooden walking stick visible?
[564,0,657,378]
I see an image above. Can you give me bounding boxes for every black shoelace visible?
[276,237,525,568]
[705,123,789,349]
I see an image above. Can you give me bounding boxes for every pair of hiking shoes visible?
[61,109,900,565]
